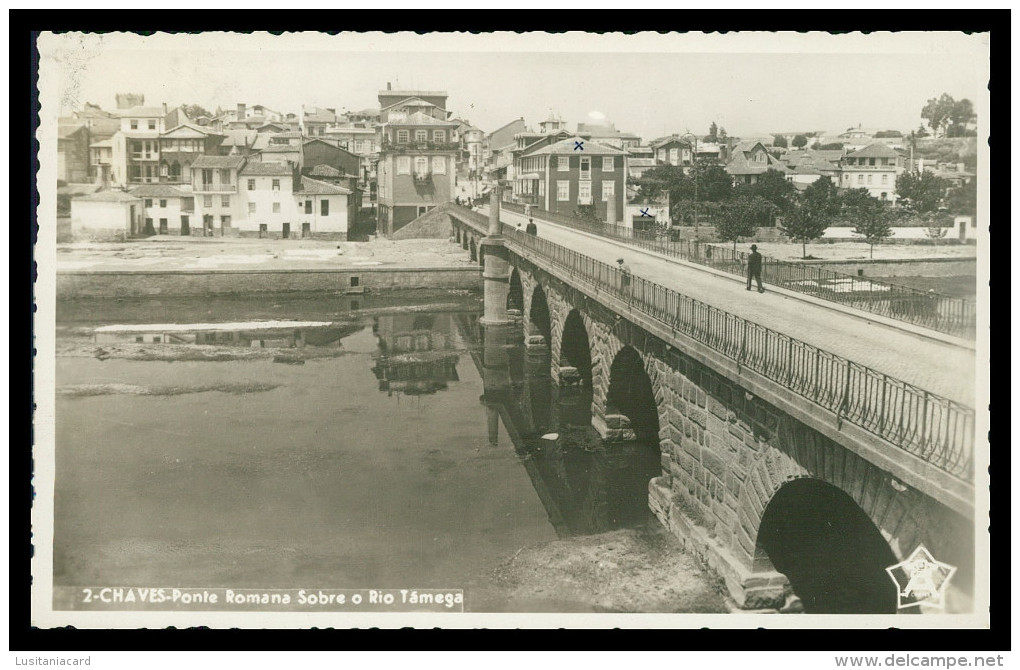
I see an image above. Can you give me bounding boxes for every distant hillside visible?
[912,137,977,168]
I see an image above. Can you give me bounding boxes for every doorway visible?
[302,222,311,238]
[282,222,291,239]
[180,215,190,236]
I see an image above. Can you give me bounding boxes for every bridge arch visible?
[605,345,660,445]
[507,268,524,313]
[528,283,552,347]
[559,309,593,388]
[756,478,899,613]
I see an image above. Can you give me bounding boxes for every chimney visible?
[387,82,392,90]
[237,103,246,119]
[162,102,168,115]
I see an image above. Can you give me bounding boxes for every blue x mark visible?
[573,141,584,151]
[639,208,652,217]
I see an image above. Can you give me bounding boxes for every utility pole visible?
[680,132,700,245]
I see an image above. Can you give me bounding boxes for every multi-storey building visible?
[110,105,167,185]
[239,161,299,238]
[517,137,628,223]
[837,143,904,202]
[58,122,91,183]
[725,141,791,185]
[191,155,246,235]
[157,123,225,185]
[323,126,379,183]
[376,88,459,234]
[302,106,338,137]
[652,136,694,168]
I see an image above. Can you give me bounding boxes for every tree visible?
[718,127,728,142]
[921,93,956,138]
[773,135,788,148]
[914,124,930,138]
[707,122,718,143]
[874,130,903,138]
[780,178,840,258]
[947,98,976,138]
[182,104,213,120]
[925,224,949,243]
[817,142,844,151]
[717,196,776,252]
[946,179,976,217]
[811,141,822,150]
[630,165,689,202]
[734,168,796,217]
[896,170,949,215]
[792,134,808,149]
[842,189,895,259]
[690,161,734,203]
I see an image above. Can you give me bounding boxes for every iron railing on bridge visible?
[501,201,977,339]
[447,206,974,482]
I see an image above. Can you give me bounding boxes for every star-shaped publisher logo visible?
[885,545,957,610]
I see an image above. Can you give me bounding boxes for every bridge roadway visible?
[478,205,975,408]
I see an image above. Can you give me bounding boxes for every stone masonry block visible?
[696,388,707,408]
[688,408,707,429]
[707,395,728,421]
[702,448,728,480]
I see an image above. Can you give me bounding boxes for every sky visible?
[41,32,989,140]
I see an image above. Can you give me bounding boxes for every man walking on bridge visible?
[617,258,632,295]
[746,244,764,293]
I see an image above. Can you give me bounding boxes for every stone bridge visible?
[442,199,977,613]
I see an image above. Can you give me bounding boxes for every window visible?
[414,156,429,175]
[201,168,213,186]
[557,180,570,201]
[144,199,153,208]
[601,180,615,202]
[159,199,167,208]
[580,157,591,179]
[669,148,679,164]
[857,175,864,184]
[415,130,428,144]
[221,215,231,227]
[397,156,411,174]
[602,156,614,171]
[272,179,280,191]
[321,199,329,216]
[869,158,876,166]
[433,130,445,143]
[867,175,873,184]
[130,120,138,130]
[221,195,230,207]
[148,120,156,130]
[271,202,280,214]
[220,169,231,185]
[538,180,545,196]
[248,202,257,214]
[881,174,888,184]
[305,200,313,214]
[247,179,255,191]
[578,181,592,205]
[203,195,212,208]
[397,130,409,143]
[432,156,446,174]
[557,156,569,172]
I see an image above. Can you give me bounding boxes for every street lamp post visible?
[680,132,699,251]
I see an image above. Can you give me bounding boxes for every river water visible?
[53,292,667,612]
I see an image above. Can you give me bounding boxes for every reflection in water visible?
[94,322,360,349]
[371,314,461,396]
[457,314,661,539]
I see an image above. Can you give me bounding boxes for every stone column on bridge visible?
[480,321,517,446]
[480,185,511,326]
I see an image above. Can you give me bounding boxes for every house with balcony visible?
[191,155,246,235]
[509,130,573,203]
[129,184,196,236]
[323,126,379,183]
[157,123,225,185]
[836,143,904,202]
[89,138,114,186]
[376,112,459,235]
[109,105,168,186]
[517,136,628,224]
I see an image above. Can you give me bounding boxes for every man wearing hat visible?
[746,244,764,293]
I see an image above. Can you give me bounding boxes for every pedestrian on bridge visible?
[617,258,632,295]
[746,244,764,293]
[526,218,537,236]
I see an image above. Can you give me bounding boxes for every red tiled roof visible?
[241,161,292,176]
[296,176,351,195]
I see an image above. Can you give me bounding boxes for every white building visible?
[128,184,196,235]
[239,161,299,237]
[70,189,142,239]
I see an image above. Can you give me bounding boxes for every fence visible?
[446,204,973,482]
[501,201,976,339]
